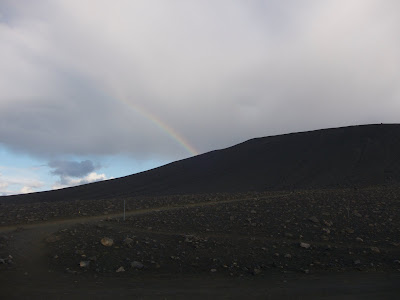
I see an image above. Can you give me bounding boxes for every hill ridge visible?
[2,123,400,203]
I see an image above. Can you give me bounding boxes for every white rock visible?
[116,266,125,272]
[300,242,311,249]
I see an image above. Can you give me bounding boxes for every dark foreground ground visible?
[1,186,400,299]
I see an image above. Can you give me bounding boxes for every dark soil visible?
[45,187,400,277]
[1,186,399,298]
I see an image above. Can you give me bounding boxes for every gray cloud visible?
[0,0,400,161]
[47,159,108,189]
[48,160,99,178]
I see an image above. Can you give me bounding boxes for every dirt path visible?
[0,194,286,233]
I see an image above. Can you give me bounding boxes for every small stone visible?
[308,216,319,223]
[284,254,292,259]
[355,237,364,242]
[300,242,311,249]
[370,246,380,253]
[253,268,262,275]
[116,266,125,272]
[229,216,235,221]
[284,233,293,238]
[354,260,361,265]
[101,237,114,247]
[131,261,144,269]
[210,268,217,273]
[251,210,257,214]
[123,237,133,245]
[322,228,330,234]
[345,228,354,234]
[79,261,90,268]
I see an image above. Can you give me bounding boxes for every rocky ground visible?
[1,186,400,298]
[40,187,400,277]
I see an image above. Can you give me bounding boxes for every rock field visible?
[28,186,400,278]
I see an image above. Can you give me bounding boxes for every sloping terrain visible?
[2,124,400,204]
[1,124,400,298]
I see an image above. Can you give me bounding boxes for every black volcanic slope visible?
[2,124,400,203]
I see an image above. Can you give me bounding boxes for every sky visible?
[1,0,399,195]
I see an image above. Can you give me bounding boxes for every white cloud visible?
[52,172,108,190]
[0,170,44,195]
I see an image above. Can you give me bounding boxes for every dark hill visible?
[2,124,400,203]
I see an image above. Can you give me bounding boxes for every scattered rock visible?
[210,268,217,273]
[321,235,329,241]
[253,268,262,275]
[323,220,333,227]
[300,242,311,249]
[322,228,330,234]
[123,237,134,245]
[370,246,380,253]
[116,266,125,272]
[100,237,114,247]
[345,228,354,234]
[355,237,364,242]
[131,261,144,269]
[79,261,90,268]
[65,268,77,275]
[308,216,319,223]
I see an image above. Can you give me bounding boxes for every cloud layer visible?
[1,0,400,161]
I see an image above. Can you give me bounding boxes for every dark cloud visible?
[47,160,108,189]
[0,1,399,161]
[48,160,99,178]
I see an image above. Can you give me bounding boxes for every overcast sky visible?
[1,0,399,195]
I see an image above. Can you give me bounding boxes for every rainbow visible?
[116,94,199,156]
